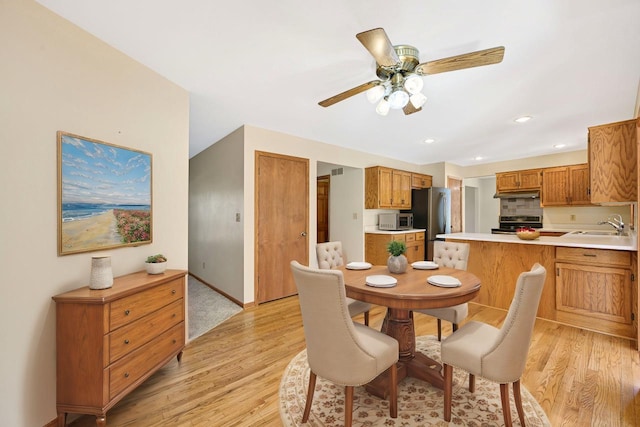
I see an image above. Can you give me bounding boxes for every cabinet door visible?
[541,167,569,206]
[378,167,394,208]
[518,169,542,189]
[589,119,638,203]
[392,170,412,208]
[411,173,432,189]
[496,172,520,191]
[568,164,591,205]
[556,263,632,325]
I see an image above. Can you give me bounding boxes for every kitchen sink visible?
[568,230,629,237]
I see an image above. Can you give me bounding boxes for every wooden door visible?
[317,175,329,243]
[541,167,569,206]
[519,169,542,189]
[569,164,591,205]
[447,176,462,233]
[256,151,309,303]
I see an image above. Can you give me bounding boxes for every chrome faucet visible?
[598,214,625,234]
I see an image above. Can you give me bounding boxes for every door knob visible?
[300,231,307,237]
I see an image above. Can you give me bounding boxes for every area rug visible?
[280,335,550,426]
[188,275,242,340]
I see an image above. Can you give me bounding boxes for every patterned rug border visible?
[279,335,550,426]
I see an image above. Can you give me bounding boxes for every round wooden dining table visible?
[339,264,481,399]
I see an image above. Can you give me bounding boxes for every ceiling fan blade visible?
[356,28,399,67]
[318,80,381,107]
[403,103,422,115]
[415,46,505,75]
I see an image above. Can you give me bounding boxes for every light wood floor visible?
[69,297,640,426]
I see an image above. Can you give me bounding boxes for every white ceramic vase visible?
[90,256,113,289]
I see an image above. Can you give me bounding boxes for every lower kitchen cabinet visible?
[53,270,187,426]
[555,247,634,338]
[365,231,425,265]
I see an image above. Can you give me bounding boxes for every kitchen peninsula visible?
[439,231,638,344]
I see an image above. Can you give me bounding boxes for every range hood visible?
[493,191,540,199]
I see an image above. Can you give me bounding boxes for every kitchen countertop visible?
[437,231,637,251]
[365,227,426,234]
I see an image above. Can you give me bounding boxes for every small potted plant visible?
[386,240,408,273]
[145,254,167,274]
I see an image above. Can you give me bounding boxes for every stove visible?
[491,215,543,234]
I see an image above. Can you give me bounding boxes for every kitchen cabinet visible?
[411,173,432,189]
[53,270,186,426]
[555,247,634,338]
[589,118,638,203]
[495,168,542,192]
[365,231,425,265]
[365,166,411,209]
[541,164,591,206]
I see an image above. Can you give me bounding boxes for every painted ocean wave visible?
[62,203,150,222]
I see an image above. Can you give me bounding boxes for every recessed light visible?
[514,115,532,123]
[473,156,484,161]
[553,144,566,149]
[423,138,435,144]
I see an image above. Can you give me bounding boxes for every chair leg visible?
[469,373,475,393]
[500,383,513,427]
[513,379,526,426]
[364,310,370,326]
[344,385,354,427]
[437,318,442,341]
[302,371,317,423]
[443,363,453,421]
[388,363,398,418]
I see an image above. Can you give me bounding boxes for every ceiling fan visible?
[318,28,505,116]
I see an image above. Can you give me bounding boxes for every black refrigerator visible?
[404,187,451,260]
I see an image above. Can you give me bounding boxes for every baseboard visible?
[188,272,245,307]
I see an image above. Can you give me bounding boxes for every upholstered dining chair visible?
[441,263,546,426]
[290,261,398,426]
[316,241,372,326]
[414,240,471,340]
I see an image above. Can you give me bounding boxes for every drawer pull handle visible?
[172,289,176,294]
[124,309,130,316]
[124,339,130,344]
[173,339,177,344]
[172,313,176,318]
[583,254,597,257]
[124,372,129,378]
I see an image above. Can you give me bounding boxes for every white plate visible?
[427,275,462,288]
[412,261,439,270]
[365,275,398,288]
[346,261,372,270]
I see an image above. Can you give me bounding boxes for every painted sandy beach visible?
[60,210,122,253]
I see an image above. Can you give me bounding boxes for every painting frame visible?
[57,131,153,256]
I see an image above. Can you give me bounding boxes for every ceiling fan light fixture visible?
[403,75,424,94]
[388,88,409,109]
[366,85,385,104]
[410,92,427,109]
[376,98,390,116]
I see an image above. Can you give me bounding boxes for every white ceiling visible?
[37,0,640,166]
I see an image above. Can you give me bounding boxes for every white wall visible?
[0,2,189,425]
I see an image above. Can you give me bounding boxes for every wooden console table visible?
[52,269,187,426]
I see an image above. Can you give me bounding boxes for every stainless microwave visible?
[378,213,413,231]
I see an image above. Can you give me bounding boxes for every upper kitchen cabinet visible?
[495,168,542,193]
[365,166,411,209]
[541,164,591,206]
[411,173,432,189]
[589,118,638,203]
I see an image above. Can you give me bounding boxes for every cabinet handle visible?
[172,313,176,318]
[124,372,129,378]
[172,339,177,344]
[582,253,596,257]
[171,289,176,294]
[124,339,130,344]
[124,309,130,316]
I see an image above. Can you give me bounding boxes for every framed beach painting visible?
[57,131,152,255]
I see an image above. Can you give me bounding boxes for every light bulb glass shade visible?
[388,89,409,109]
[410,92,427,109]
[403,75,424,94]
[366,85,385,104]
[376,98,390,116]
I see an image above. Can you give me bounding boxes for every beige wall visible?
[0,2,189,425]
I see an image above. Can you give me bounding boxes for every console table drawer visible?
[109,322,184,400]
[110,278,184,330]
[109,299,184,364]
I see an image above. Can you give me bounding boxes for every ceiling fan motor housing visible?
[376,44,420,80]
